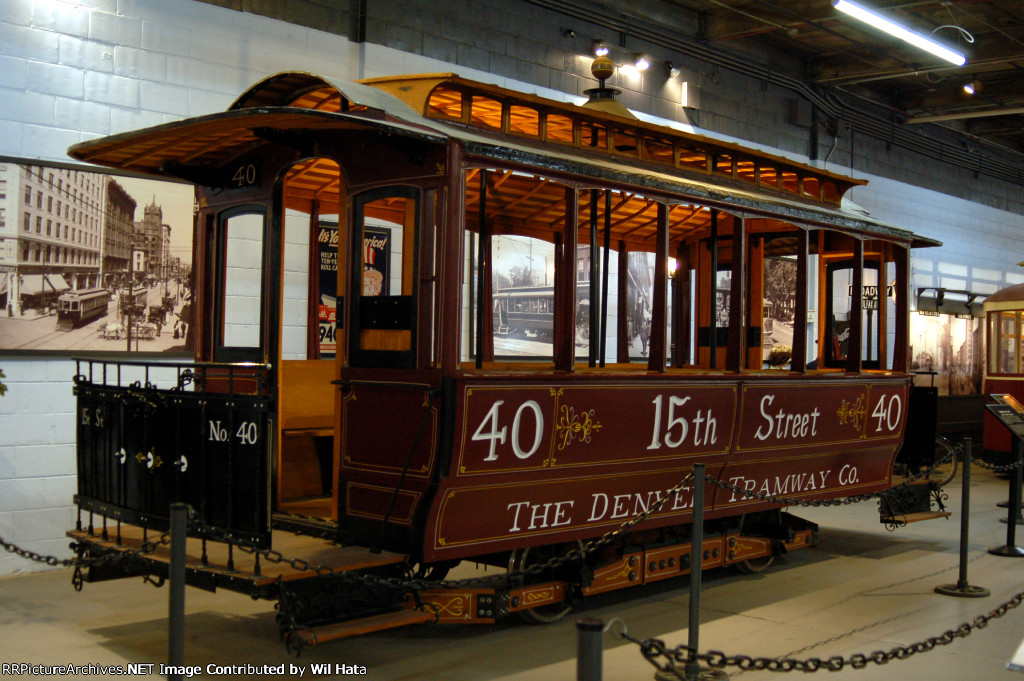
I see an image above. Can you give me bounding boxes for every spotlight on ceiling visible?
[634,54,651,71]
[666,61,681,78]
[962,80,980,95]
[832,0,966,67]
[593,40,609,57]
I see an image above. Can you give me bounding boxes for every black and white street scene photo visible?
[0,161,193,354]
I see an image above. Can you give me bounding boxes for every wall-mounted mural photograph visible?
[0,159,194,355]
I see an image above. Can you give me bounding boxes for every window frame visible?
[348,185,421,369]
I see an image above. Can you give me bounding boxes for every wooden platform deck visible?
[68,523,406,596]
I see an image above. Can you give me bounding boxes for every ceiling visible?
[654,0,1024,155]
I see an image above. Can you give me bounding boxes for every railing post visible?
[168,502,187,681]
[576,617,604,681]
[935,439,989,597]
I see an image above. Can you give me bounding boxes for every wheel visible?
[507,543,580,624]
[734,554,775,574]
[928,436,959,486]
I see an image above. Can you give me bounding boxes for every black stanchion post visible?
[685,464,705,681]
[989,437,1024,557]
[935,439,990,597]
[576,617,604,681]
[656,467,725,681]
[999,436,1024,526]
[169,503,187,681]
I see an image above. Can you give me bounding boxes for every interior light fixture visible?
[634,54,651,71]
[832,0,966,66]
[593,40,609,57]
[666,61,681,78]
[962,82,975,95]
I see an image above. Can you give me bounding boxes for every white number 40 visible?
[871,394,902,432]
[472,400,544,462]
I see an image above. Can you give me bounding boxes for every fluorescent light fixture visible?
[833,0,966,66]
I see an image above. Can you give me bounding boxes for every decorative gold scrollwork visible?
[429,597,466,617]
[556,404,602,451]
[524,589,553,603]
[836,395,866,430]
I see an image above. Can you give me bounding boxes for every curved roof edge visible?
[229,70,422,120]
[984,282,1024,307]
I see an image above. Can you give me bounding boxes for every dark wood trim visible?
[555,186,578,372]
[846,238,864,373]
[726,217,746,372]
[648,203,669,372]
[894,243,910,372]
[791,228,809,373]
[617,241,629,363]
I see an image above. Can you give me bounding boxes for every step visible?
[882,510,952,526]
[291,609,435,647]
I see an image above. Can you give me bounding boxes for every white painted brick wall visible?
[1,0,1022,577]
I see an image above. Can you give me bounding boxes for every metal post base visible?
[988,544,1024,557]
[998,516,1024,525]
[996,500,1024,508]
[655,665,728,681]
[934,583,990,598]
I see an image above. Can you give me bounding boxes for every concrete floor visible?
[1,465,1022,681]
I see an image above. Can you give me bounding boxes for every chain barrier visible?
[968,451,1024,474]
[618,587,1024,674]
[1,530,172,592]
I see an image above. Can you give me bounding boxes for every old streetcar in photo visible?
[65,64,945,647]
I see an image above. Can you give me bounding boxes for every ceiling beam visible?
[907,106,1024,123]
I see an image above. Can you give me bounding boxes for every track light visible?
[666,61,681,78]
[593,40,609,57]
[963,80,980,95]
[832,0,966,67]
[634,54,651,71]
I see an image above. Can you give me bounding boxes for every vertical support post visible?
[791,228,809,372]
[708,211,718,369]
[846,239,864,373]
[440,145,465,374]
[617,242,629,363]
[990,436,1024,557]
[589,190,599,368]
[648,203,669,372]
[168,503,187,681]
[686,463,705,681]
[893,243,910,372]
[672,242,690,368]
[556,187,578,372]
[935,439,990,597]
[475,170,490,369]
[1003,437,1024,524]
[576,617,604,681]
[726,217,746,372]
[600,191,611,367]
